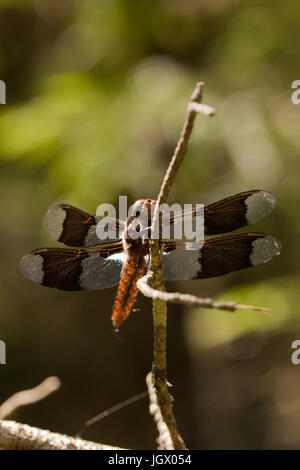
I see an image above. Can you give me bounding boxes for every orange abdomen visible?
[112,254,146,329]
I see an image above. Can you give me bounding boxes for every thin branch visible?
[0,377,61,420]
[139,81,273,450]
[153,81,208,210]
[140,82,212,450]
[146,372,173,450]
[77,391,148,437]
[138,271,271,314]
[187,101,215,116]
[0,379,126,450]
[0,420,124,450]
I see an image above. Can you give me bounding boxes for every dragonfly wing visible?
[163,233,281,281]
[45,204,124,247]
[20,245,125,291]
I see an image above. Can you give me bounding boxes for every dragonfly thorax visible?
[123,198,157,255]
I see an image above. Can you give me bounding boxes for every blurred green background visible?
[0,0,299,449]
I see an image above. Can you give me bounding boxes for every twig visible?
[0,379,126,449]
[0,420,124,450]
[153,81,208,210]
[77,390,148,437]
[0,377,61,420]
[138,271,271,314]
[146,372,173,450]
[140,82,211,450]
[138,81,271,449]
[187,101,215,116]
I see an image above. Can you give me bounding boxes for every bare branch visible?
[146,372,173,450]
[0,377,61,420]
[0,420,124,450]
[140,82,212,450]
[78,391,148,437]
[139,81,270,450]
[187,101,215,116]
[138,272,271,314]
[153,81,208,212]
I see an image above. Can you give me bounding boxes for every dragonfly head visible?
[130,199,157,219]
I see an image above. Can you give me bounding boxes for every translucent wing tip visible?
[246,191,277,225]
[19,252,44,284]
[44,205,65,241]
[250,235,282,266]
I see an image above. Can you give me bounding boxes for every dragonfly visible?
[20,190,281,329]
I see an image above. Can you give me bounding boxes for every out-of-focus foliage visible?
[0,0,299,449]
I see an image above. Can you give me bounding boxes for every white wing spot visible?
[19,254,44,284]
[250,236,281,266]
[45,206,66,241]
[246,191,277,225]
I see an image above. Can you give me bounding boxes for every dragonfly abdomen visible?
[112,253,146,329]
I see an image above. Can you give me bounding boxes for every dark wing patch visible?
[45,204,124,247]
[204,190,277,235]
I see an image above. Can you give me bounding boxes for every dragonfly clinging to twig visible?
[20,190,281,329]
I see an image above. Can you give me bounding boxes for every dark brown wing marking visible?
[45,204,124,247]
